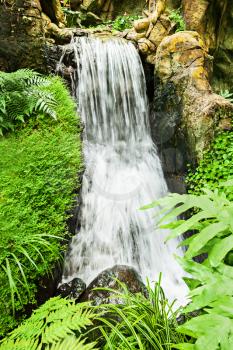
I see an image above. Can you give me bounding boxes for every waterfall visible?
[60,37,187,305]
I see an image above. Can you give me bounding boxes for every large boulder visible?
[79,265,147,304]
[153,31,233,164]
[0,0,67,72]
[0,0,45,71]
[181,0,233,91]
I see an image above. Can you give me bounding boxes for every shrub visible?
[0,73,82,336]
[88,15,142,31]
[143,186,233,349]
[186,131,233,198]
[168,9,186,32]
[111,15,141,31]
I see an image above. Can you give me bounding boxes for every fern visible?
[0,69,57,135]
[45,337,97,350]
[0,297,98,350]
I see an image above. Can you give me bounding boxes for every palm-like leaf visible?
[144,186,233,349]
[143,189,233,265]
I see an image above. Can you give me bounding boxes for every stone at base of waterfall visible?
[56,278,86,299]
[78,265,147,305]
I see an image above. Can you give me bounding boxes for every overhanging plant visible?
[142,184,233,349]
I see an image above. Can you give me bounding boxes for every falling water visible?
[59,37,187,304]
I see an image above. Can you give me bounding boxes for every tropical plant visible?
[220,89,233,103]
[168,9,186,32]
[0,69,57,135]
[0,297,98,350]
[143,185,233,349]
[93,278,187,349]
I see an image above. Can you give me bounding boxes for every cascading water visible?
[59,36,187,305]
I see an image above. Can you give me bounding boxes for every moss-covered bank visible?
[0,76,82,336]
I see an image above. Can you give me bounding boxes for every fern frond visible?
[42,308,95,344]
[1,297,98,349]
[0,338,40,350]
[0,69,58,134]
[44,337,98,350]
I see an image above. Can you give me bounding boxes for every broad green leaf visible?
[185,222,228,259]
[207,297,233,318]
[209,235,233,267]
[177,314,233,350]
[165,211,215,241]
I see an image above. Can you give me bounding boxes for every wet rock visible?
[57,278,86,299]
[79,265,147,305]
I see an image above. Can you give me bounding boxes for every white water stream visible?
[59,37,187,305]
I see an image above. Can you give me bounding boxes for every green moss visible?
[186,131,233,198]
[0,76,82,336]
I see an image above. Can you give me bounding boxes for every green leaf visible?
[209,235,233,267]
[177,314,233,350]
[185,222,228,259]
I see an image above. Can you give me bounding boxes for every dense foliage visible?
[0,297,97,350]
[144,186,233,349]
[0,72,82,336]
[110,15,141,31]
[0,70,57,135]
[95,280,186,349]
[1,281,185,350]
[88,15,142,31]
[168,9,186,32]
[186,131,233,198]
